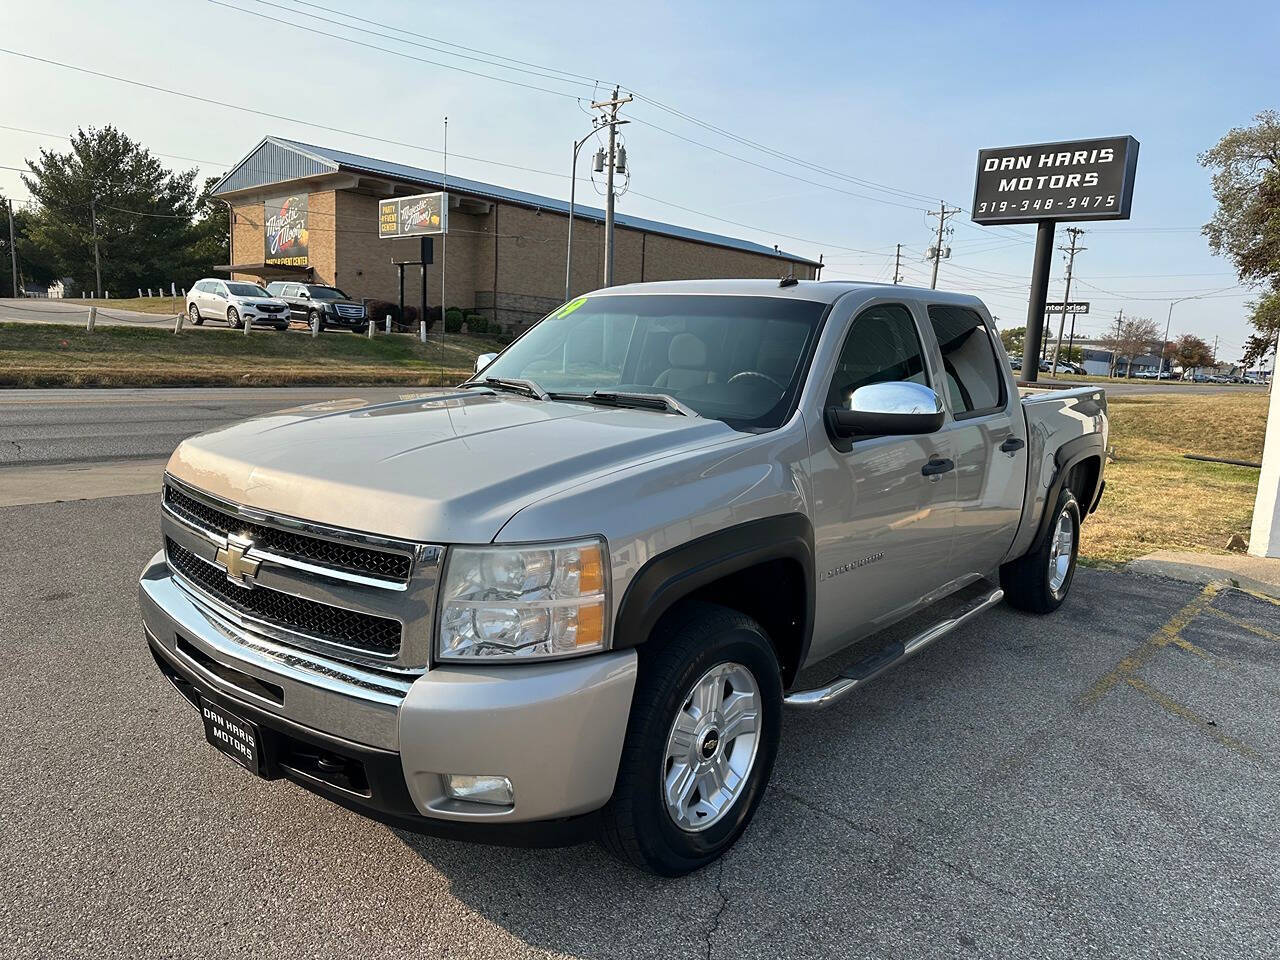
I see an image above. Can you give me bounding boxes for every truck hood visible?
[167,390,737,543]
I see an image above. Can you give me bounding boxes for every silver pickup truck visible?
[138,279,1107,875]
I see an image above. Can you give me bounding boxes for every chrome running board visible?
[784,587,1004,710]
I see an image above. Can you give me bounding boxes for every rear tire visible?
[1000,487,1081,614]
[599,604,781,876]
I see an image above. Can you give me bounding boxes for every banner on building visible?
[379,192,448,238]
[264,194,309,266]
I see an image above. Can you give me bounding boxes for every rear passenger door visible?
[926,304,1028,578]
[282,284,304,321]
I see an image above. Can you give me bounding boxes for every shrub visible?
[464,314,489,334]
[365,300,400,327]
[444,311,463,334]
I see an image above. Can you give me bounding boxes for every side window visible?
[824,303,928,412]
[282,284,299,297]
[215,283,230,298]
[195,280,210,293]
[927,306,1005,417]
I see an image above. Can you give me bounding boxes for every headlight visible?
[437,539,608,661]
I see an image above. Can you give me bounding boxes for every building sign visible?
[264,194,309,266]
[378,192,448,238]
[971,136,1139,225]
[1045,301,1090,314]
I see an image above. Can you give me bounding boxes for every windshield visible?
[227,282,270,297]
[306,286,349,300]
[475,294,826,429]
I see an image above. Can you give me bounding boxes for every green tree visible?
[999,325,1025,358]
[20,126,199,296]
[183,175,229,279]
[1200,110,1280,286]
[1241,288,1280,372]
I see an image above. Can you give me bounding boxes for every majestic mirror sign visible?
[378,191,449,238]
[972,136,1139,224]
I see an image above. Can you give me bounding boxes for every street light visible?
[1159,287,1236,379]
[565,127,599,303]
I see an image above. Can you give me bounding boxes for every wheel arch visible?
[613,514,815,687]
[1031,434,1104,553]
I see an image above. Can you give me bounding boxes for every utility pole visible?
[893,243,903,284]
[927,202,961,289]
[1109,308,1123,378]
[90,195,102,298]
[1049,227,1086,372]
[7,198,17,298]
[590,86,632,287]
[441,116,448,332]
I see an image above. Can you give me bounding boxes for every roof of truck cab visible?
[595,278,990,309]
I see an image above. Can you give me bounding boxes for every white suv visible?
[186,279,290,330]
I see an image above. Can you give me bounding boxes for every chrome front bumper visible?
[139,551,638,825]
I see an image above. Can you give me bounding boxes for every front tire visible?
[1000,487,1081,614]
[227,307,242,329]
[600,604,781,876]
[188,304,204,326]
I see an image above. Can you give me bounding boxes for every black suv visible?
[266,283,368,333]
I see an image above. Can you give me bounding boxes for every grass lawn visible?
[0,322,506,388]
[1081,391,1268,566]
[66,297,187,315]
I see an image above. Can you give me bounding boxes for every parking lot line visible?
[1077,580,1273,763]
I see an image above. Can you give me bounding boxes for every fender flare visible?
[1031,433,1105,552]
[613,514,815,666]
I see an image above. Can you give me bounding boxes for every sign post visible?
[380,192,447,343]
[971,136,1139,383]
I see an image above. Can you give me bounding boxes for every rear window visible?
[926,306,1005,416]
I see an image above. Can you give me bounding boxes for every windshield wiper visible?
[580,390,699,418]
[461,377,549,400]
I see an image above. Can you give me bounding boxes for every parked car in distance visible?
[140,279,1108,876]
[186,279,290,330]
[265,282,368,333]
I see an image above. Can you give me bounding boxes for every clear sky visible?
[1,0,1275,358]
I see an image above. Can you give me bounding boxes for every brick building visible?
[212,137,821,332]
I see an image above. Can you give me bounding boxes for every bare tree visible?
[1098,316,1161,377]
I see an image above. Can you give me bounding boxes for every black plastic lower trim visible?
[146,636,597,848]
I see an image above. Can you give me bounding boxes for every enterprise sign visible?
[1045,301,1090,315]
[972,136,1139,225]
[378,192,448,238]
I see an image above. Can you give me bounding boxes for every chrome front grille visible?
[334,303,364,319]
[161,476,441,671]
[164,484,411,583]
[165,538,403,654]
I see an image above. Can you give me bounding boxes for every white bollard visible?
[419,320,427,344]
[86,306,97,333]
[170,282,176,297]
[385,315,391,335]
[311,315,319,338]
[137,288,143,298]
[243,315,251,337]
[1248,377,1280,558]
[147,288,153,298]
[174,312,184,334]
[366,318,374,339]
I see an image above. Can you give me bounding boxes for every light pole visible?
[565,128,597,303]
[1159,294,1205,379]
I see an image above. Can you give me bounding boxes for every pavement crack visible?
[772,784,1027,901]
[703,857,728,960]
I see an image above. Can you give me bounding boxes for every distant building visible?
[212,137,820,334]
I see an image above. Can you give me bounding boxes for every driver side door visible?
[807,301,958,662]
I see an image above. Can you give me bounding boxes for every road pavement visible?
[0,297,191,328]
[1,491,1276,959]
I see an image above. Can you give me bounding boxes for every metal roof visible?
[213,136,820,267]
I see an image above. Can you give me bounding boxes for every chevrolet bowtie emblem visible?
[215,533,261,588]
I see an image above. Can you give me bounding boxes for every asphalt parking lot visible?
[2,488,1277,959]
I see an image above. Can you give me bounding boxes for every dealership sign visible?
[1045,301,1090,315]
[971,136,1139,225]
[379,192,449,238]
[264,194,309,266]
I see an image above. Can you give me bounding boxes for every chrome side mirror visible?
[826,381,944,438]
[475,352,498,374]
